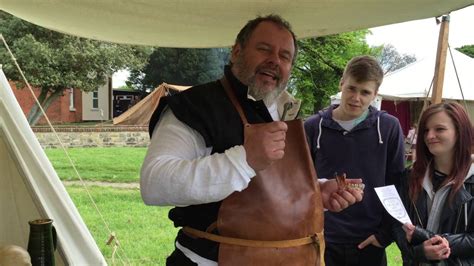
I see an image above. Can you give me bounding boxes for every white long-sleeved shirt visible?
[140,107,259,207]
[140,102,278,265]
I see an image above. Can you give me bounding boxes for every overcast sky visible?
[366,5,474,60]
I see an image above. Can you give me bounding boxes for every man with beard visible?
[141,15,364,265]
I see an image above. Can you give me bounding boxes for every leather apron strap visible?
[219,76,250,126]
[183,226,323,249]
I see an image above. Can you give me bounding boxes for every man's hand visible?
[358,234,382,249]
[320,178,364,212]
[244,121,288,171]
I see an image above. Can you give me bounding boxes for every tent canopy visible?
[378,49,474,101]
[0,1,473,264]
[1,1,473,47]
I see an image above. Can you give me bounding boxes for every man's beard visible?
[248,78,287,107]
[233,56,288,106]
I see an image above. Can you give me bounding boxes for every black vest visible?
[148,69,273,260]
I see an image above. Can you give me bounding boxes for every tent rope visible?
[447,44,469,111]
[0,34,130,265]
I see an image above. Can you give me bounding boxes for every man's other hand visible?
[320,178,364,212]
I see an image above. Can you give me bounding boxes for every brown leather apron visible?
[184,77,324,265]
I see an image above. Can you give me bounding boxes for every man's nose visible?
[266,51,281,65]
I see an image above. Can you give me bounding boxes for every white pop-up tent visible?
[1,1,474,264]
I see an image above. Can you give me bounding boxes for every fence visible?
[32,126,149,148]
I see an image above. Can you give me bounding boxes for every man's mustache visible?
[255,64,281,81]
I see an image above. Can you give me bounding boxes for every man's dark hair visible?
[235,14,298,64]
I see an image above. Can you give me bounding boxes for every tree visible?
[377,44,416,74]
[0,11,151,125]
[456,45,474,58]
[291,30,378,116]
[128,47,230,92]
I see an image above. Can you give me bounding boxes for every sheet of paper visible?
[374,185,412,224]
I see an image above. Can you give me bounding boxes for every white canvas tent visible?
[1,1,474,264]
[378,48,474,101]
[378,48,474,120]
[0,68,106,264]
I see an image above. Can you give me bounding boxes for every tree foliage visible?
[377,44,416,74]
[128,48,230,92]
[0,11,150,125]
[456,45,474,58]
[291,30,378,117]
[124,29,413,120]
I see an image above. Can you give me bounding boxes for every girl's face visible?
[424,111,457,159]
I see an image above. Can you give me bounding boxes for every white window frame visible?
[92,90,99,109]
[69,88,76,111]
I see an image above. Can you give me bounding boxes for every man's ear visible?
[338,78,344,91]
[230,44,242,64]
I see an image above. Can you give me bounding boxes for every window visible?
[92,90,99,109]
[69,88,76,111]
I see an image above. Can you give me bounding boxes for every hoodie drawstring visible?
[377,116,383,144]
[316,117,323,149]
[317,116,384,148]
[465,202,468,231]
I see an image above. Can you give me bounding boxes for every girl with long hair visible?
[393,102,474,265]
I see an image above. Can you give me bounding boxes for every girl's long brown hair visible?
[409,102,473,203]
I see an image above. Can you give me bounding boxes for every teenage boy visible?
[304,55,405,266]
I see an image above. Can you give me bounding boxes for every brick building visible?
[10,78,112,125]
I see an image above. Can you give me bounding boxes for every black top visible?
[432,169,447,192]
[147,66,273,261]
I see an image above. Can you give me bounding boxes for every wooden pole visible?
[431,15,450,104]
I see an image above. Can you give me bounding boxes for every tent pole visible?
[431,15,450,104]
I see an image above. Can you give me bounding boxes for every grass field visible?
[45,147,146,182]
[47,147,402,265]
[66,185,176,265]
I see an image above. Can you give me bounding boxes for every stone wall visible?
[32,126,150,148]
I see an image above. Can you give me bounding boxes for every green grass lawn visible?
[47,147,402,265]
[45,147,146,182]
[66,185,177,265]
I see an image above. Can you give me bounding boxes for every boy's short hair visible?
[342,55,384,90]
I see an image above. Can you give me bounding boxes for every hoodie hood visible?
[314,105,385,149]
